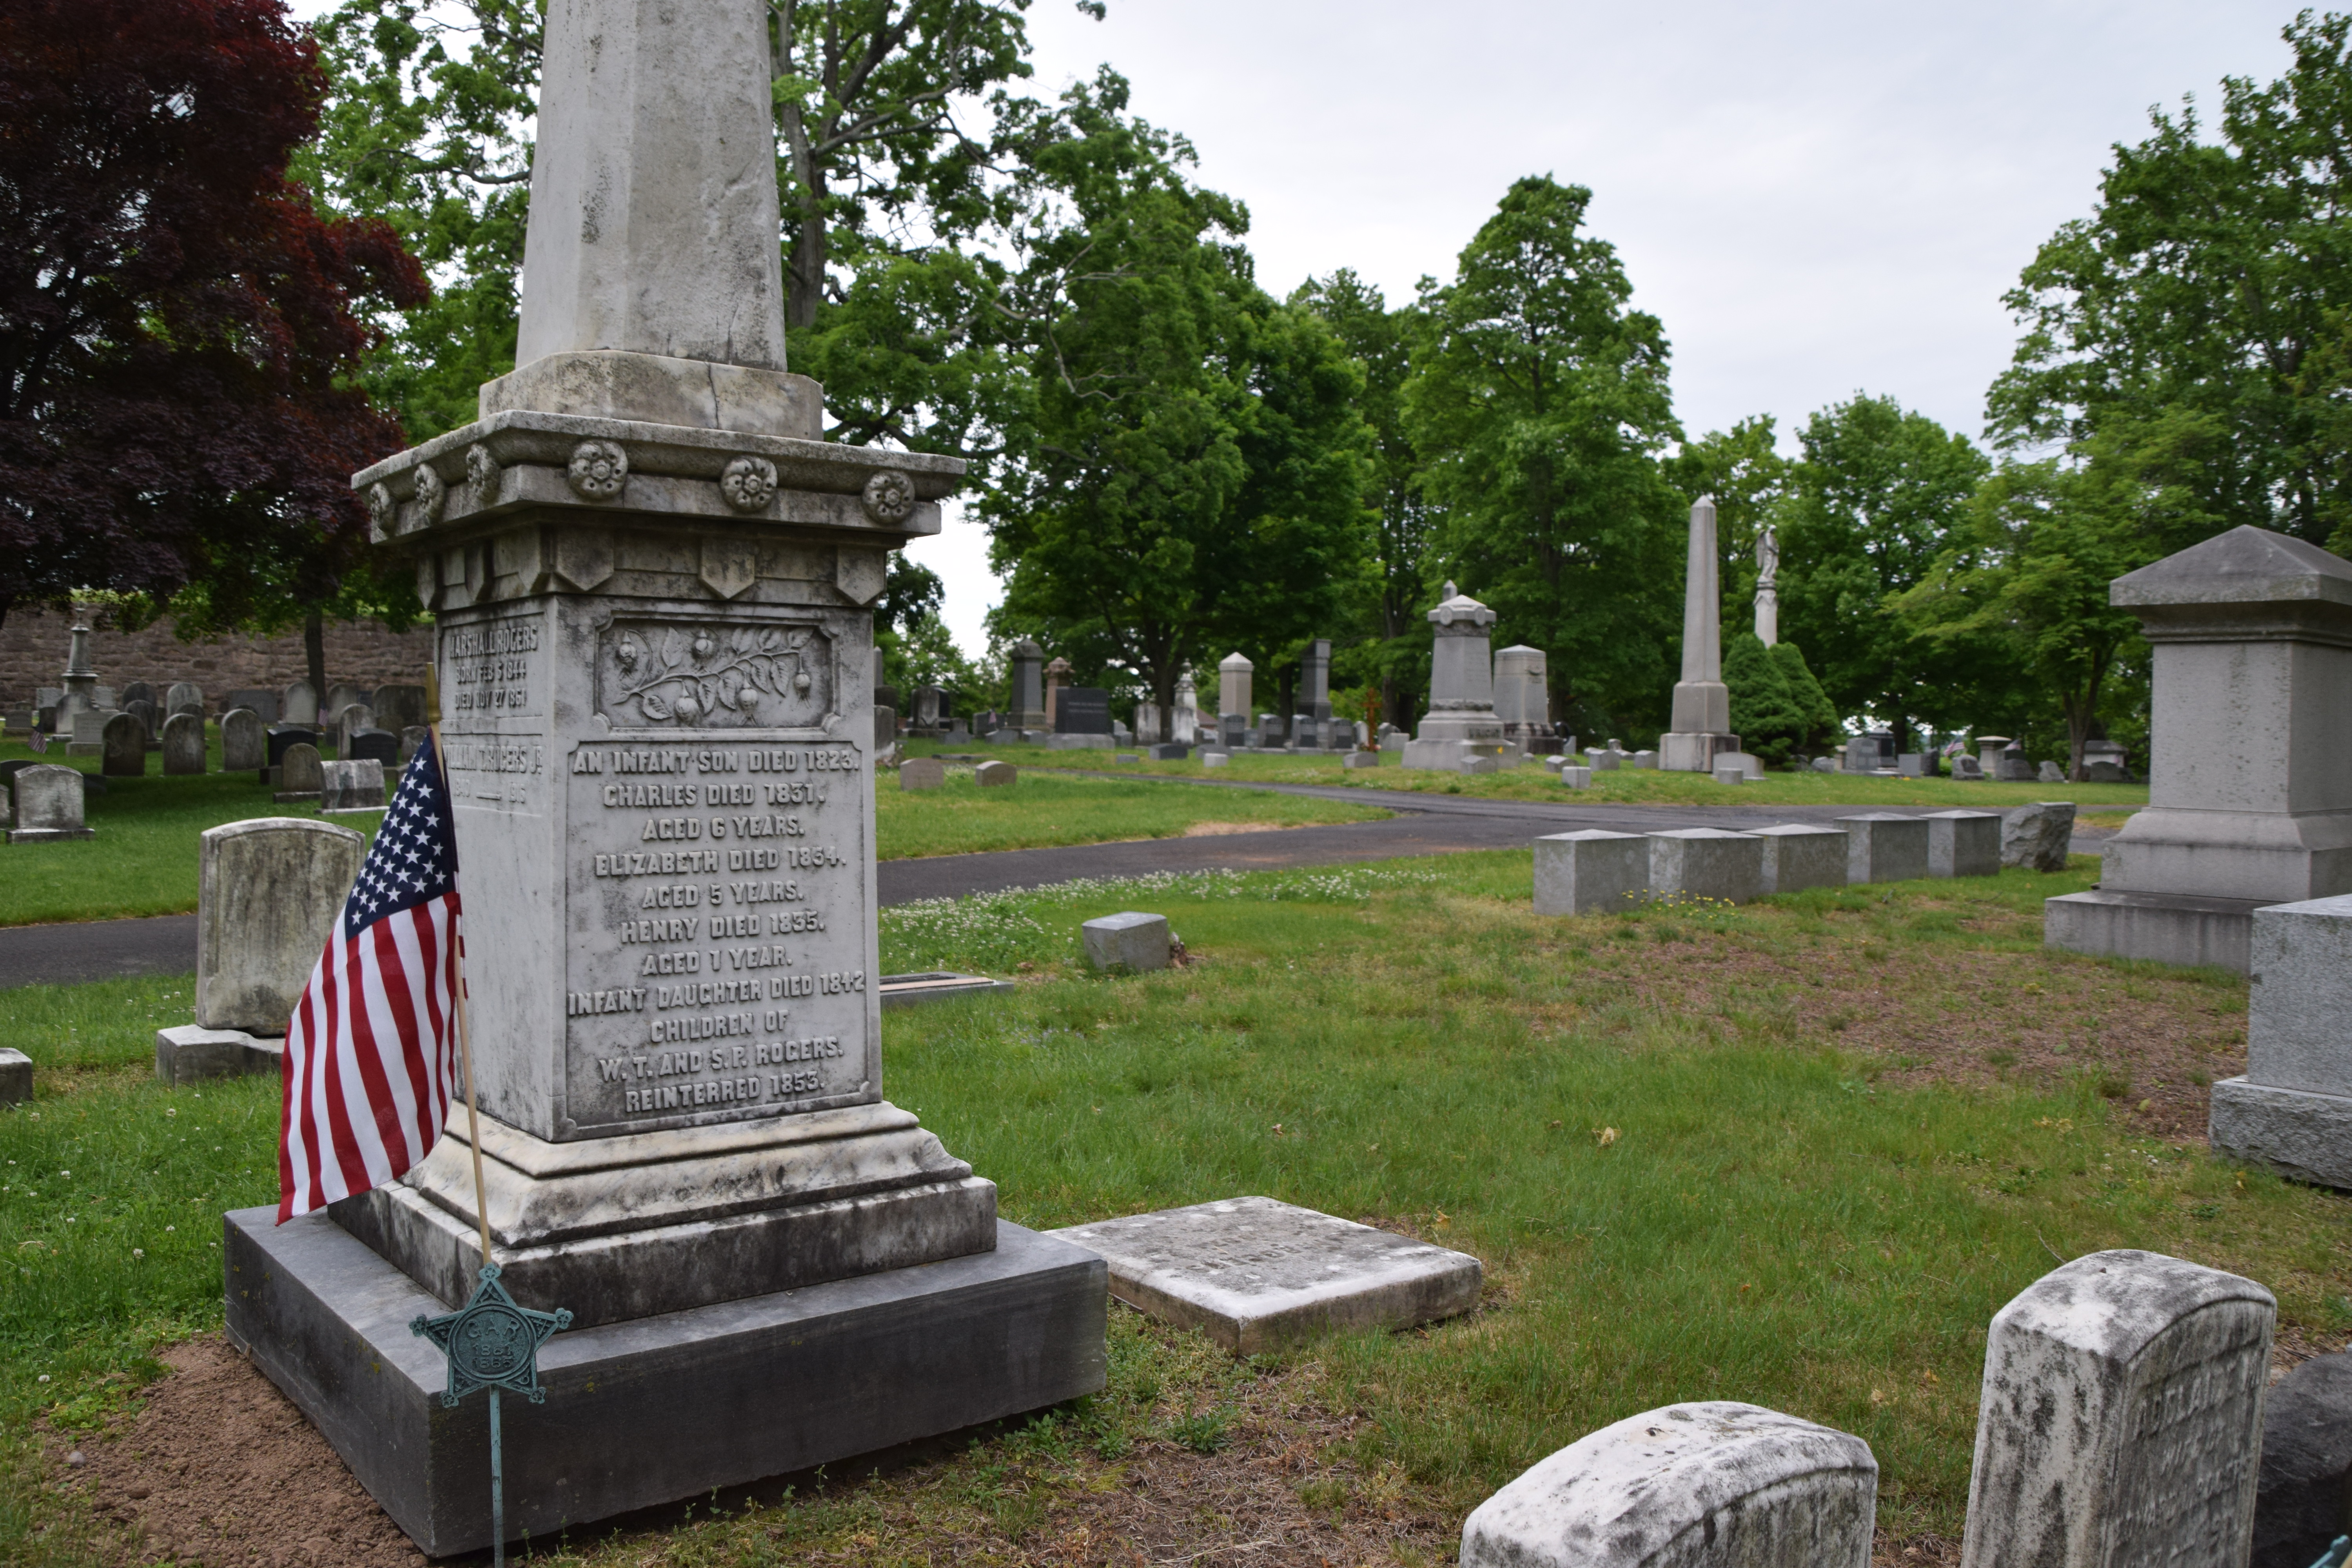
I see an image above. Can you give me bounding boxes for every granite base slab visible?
[154,1025,284,1085]
[2044,887,2276,974]
[877,971,1018,1009]
[224,1208,1107,1557]
[2210,1076,2352,1190]
[1052,1195,1481,1355]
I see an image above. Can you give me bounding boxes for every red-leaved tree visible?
[0,0,427,631]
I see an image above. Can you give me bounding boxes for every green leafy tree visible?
[1768,641,1839,753]
[1295,269,1430,728]
[1722,632,1806,766]
[1988,10,2352,546]
[1405,176,1684,736]
[982,74,1373,743]
[1777,394,1991,740]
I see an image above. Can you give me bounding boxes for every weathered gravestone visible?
[318,758,385,813]
[1216,651,1253,750]
[156,818,368,1084]
[121,680,154,708]
[282,679,320,725]
[2003,800,2076,872]
[1009,639,1047,731]
[0,1049,29,1105]
[272,742,323,803]
[161,712,207,775]
[225,4,1101,1551]
[266,726,316,777]
[101,711,145,777]
[1646,828,1763,904]
[334,704,376,758]
[2252,1352,2352,1568]
[398,724,428,763]
[1840,813,1929,884]
[164,681,203,718]
[124,697,159,746]
[223,688,280,724]
[1753,823,1849,895]
[1535,830,1648,916]
[1049,686,1112,749]
[370,683,426,733]
[1958,1250,2273,1568]
[322,683,367,723]
[976,759,1017,786]
[1082,911,1171,973]
[1055,1197,1481,1356]
[1402,586,1509,771]
[220,709,267,772]
[2210,894,2352,1189]
[1925,810,2001,878]
[2039,760,2067,783]
[1461,1402,1877,1568]
[5,764,95,842]
[344,728,399,767]
[898,756,946,790]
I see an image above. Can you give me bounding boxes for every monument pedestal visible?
[2042,888,2271,974]
[1659,731,1740,773]
[227,1208,1106,1557]
[1401,587,1508,772]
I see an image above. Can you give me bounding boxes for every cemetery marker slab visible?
[1053,1196,1481,1355]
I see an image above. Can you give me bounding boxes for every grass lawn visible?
[0,739,1384,929]
[907,737,2153,813]
[2,853,2341,1566]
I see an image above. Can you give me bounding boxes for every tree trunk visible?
[305,612,327,706]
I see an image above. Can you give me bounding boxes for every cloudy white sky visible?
[296,0,2303,653]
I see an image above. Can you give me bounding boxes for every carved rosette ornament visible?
[465,442,501,505]
[719,456,778,513]
[366,483,396,537]
[412,463,446,526]
[567,439,628,501]
[860,468,916,524]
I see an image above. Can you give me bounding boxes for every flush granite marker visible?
[227,0,1102,1552]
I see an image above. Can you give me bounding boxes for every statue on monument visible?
[1754,525,1779,648]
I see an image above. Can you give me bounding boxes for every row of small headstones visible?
[1459,1247,2335,1568]
[13,679,413,732]
[1534,804,2080,913]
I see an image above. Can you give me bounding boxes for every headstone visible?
[898,757,946,790]
[2210,895,2352,1188]
[1173,671,1200,744]
[1711,762,1745,786]
[1345,751,1381,771]
[976,759,1017,787]
[1646,829,1764,904]
[1999,742,2034,782]
[273,741,323,802]
[323,682,368,723]
[1203,751,1231,768]
[1958,1250,2273,1568]
[907,684,943,733]
[1291,637,1334,747]
[101,711,145,777]
[1812,755,1838,773]
[1149,743,1189,761]
[1924,810,2001,878]
[0,1048,29,1104]
[65,705,114,755]
[1534,830,1648,916]
[1839,813,1929,884]
[1586,749,1621,772]
[398,725,428,764]
[224,688,281,725]
[161,712,207,775]
[318,758,386,813]
[1256,711,1285,747]
[371,683,427,733]
[267,726,318,771]
[1054,1197,1481,1356]
[1461,1402,1876,1568]
[1628,749,1657,769]
[283,679,320,725]
[165,681,203,718]
[55,619,100,733]
[2004,802,2076,872]
[873,704,897,751]
[1082,911,1171,972]
[1898,752,1933,777]
[1951,754,1985,780]
[1009,639,1047,731]
[2251,1352,2352,1568]
[1054,686,1111,735]
[221,708,267,771]
[193,819,369,1034]
[1726,750,1763,780]
[335,704,376,757]
[1217,652,1253,750]
[345,728,399,766]
[125,697,159,745]
[2038,760,2067,783]
[1402,586,1508,771]
[122,680,155,707]
[1043,656,1071,728]
[1558,765,1592,789]
[1753,824,1849,895]
[1661,496,1740,771]
[2083,737,2129,783]
[5,764,95,841]
[1976,735,2012,777]
[1492,644,1550,751]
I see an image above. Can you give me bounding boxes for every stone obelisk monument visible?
[1660,497,1740,771]
[224,2,1104,1553]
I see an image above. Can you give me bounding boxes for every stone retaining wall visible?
[0,604,432,709]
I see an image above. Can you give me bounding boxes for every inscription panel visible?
[439,607,550,815]
[564,741,871,1131]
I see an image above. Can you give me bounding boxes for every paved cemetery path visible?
[0,791,2115,987]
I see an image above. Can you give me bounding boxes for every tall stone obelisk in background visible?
[1660,496,1740,771]
[226,2,1105,1554]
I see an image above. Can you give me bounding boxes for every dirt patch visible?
[1181,820,1307,838]
[50,1336,424,1567]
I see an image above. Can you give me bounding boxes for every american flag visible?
[278,731,463,1220]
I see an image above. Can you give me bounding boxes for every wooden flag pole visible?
[423,667,496,1270]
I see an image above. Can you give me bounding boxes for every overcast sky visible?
[297,0,2302,655]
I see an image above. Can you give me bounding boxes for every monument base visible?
[7,826,96,842]
[154,1025,283,1085]
[1658,732,1740,772]
[2043,887,2278,974]
[225,1208,1107,1557]
[1044,733,1114,750]
[2210,1077,2352,1190]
